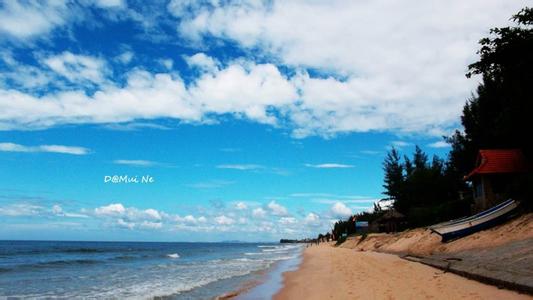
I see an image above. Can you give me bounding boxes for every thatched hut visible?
[372,209,406,233]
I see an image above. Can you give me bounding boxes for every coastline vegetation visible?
[322,7,533,241]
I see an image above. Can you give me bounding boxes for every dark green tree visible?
[413,146,429,170]
[403,155,414,177]
[385,146,468,227]
[382,147,404,203]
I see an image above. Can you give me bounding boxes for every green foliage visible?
[382,147,404,201]
[383,146,469,228]
[450,7,533,208]
[451,7,533,174]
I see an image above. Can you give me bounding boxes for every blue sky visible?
[0,0,527,241]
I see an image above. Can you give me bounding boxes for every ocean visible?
[0,240,303,299]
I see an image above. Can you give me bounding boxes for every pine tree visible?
[413,145,428,171]
[383,147,404,209]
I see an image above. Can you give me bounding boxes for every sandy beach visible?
[274,244,531,300]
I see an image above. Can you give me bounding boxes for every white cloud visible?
[0,142,89,155]
[0,69,196,130]
[173,214,207,226]
[2,199,331,238]
[113,159,157,167]
[184,53,219,73]
[313,198,379,206]
[390,141,410,148]
[117,218,135,229]
[2,1,530,139]
[39,145,90,155]
[214,215,235,225]
[42,52,107,84]
[51,204,88,218]
[167,0,201,18]
[1,53,440,136]
[252,207,266,218]
[0,203,43,216]
[304,163,354,169]
[0,53,467,136]
[216,164,263,170]
[189,63,296,125]
[172,1,528,137]
[0,61,295,131]
[159,58,174,70]
[183,215,197,224]
[52,204,62,215]
[116,51,134,64]
[376,199,394,211]
[93,0,125,8]
[428,140,451,148]
[139,221,162,229]
[0,1,68,39]
[331,202,352,218]
[267,201,288,216]
[94,203,125,216]
[0,203,88,218]
[235,202,248,210]
[144,208,161,220]
[95,203,163,227]
[278,217,297,225]
[304,212,320,226]
[0,50,55,90]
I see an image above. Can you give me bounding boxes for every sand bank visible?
[274,244,531,300]
[339,213,533,256]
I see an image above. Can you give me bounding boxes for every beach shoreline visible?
[231,244,305,300]
[273,243,531,300]
[213,264,274,300]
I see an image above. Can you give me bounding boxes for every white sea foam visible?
[261,248,288,253]
[7,244,304,300]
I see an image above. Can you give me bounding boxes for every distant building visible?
[464,149,528,212]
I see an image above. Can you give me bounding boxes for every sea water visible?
[0,240,303,299]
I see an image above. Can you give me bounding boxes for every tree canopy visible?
[449,7,533,175]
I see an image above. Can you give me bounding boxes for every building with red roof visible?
[465,149,528,212]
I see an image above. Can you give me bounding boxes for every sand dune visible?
[339,213,533,256]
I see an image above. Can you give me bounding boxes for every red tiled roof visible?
[465,149,528,180]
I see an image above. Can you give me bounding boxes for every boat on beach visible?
[429,199,519,242]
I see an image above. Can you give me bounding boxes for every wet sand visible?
[236,246,304,300]
[274,244,531,300]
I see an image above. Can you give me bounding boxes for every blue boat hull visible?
[440,208,517,242]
